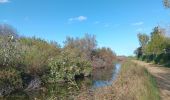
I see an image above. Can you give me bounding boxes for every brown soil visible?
[133,60,170,100]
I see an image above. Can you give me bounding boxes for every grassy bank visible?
[76,61,160,100]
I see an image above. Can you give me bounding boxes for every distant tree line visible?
[135,26,170,66]
[0,24,116,96]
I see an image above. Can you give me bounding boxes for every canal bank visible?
[76,60,160,100]
[4,62,121,100]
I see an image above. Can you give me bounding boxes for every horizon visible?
[1,0,170,56]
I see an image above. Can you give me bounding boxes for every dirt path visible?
[132,60,170,100]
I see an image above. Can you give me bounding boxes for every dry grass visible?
[76,61,160,100]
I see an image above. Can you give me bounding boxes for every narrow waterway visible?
[6,63,121,100]
[92,63,121,88]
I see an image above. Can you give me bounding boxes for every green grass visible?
[144,69,160,100]
[112,61,160,100]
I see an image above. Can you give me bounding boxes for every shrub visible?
[0,35,22,68]
[48,49,92,83]
[92,47,116,68]
[20,37,60,75]
[0,68,22,95]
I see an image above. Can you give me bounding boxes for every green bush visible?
[20,37,60,75]
[0,68,23,90]
[48,49,92,83]
[0,36,22,68]
[0,25,116,97]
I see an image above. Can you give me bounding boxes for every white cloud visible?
[132,21,144,26]
[0,0,10,3]
[69,16,87,22]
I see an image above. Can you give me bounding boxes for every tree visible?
[134,47,143,58]
[92,47,116,68]
[150,27,165,39]
[136,33,149,58]
[137,33,149,48]
[145,27,167,55]
[64,34,97,61]
[163,0,170,8]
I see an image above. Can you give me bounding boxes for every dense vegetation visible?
[135,26,170,67]
[76,61,160,100]
[0,24,116,96]
[135,1,170,66]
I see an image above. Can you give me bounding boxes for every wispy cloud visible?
[68,16,87,22]
[132,21,144,26]
[0,0,10,3]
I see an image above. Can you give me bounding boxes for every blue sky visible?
[0,0,170,56]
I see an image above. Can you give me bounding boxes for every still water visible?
[92,63,121,88]
[6,63,121,100]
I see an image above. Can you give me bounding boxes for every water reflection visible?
[92,63,121,88]
[5,63,121,100]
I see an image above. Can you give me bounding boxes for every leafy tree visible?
[163,0,170,8]
[64,34,97,61]
[145,27,167,55]
[134,47,143,59]
[137,33,149,48]
[64,34,116,69]
[150,27,164,38]
[135,33,149,58]
[135,26,170,65]
[92,47,116,68]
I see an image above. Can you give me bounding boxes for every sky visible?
[0,0,170,56]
